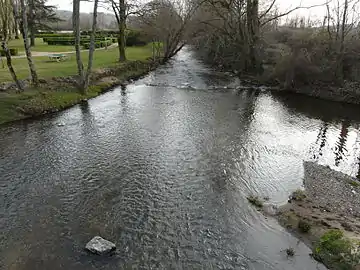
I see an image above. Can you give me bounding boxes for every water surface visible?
[1,48,360,269]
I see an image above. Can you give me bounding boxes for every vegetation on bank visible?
[190,0,360,104]
[0,46,152,81]
[4,38,75,53]
[313,229,360,270]
[277,162,360,270]
[0,46,154,125]
[247,195,264,208]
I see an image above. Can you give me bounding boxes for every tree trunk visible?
[12,3,20,39]
[30,26,35,47]
[20,0,38,86]
[28,0,35,46]
[1,41,23,91]
[246,0,261,74]
[73,0,85,92]
[83,0,99,91]
[336,0,348,85]
[118,0,126,62]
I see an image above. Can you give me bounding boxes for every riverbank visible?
[238,74,360,106]
[0,59,159,125]
[276,162,360,269]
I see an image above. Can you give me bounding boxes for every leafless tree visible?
[0,0,23,90]
[73,0,100,93]
[19,0,39,86]
[191,0,328,73]
[106,0,143,61]
[324,0,360,83]
[138,0,202,62]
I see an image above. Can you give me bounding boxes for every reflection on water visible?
[335,121,351,166]
[275,92,360,175]
[313,122,329,160]
[1,47,360,270]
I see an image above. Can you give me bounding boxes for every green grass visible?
[0,45,154,125]
[298,219,311,233]
[0,45,152,82]
[348,180,360,187]
[290,189,306,201]
[312,229,360,270]
[7,38,75,53]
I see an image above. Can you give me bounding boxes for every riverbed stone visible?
[263,204,279,216]
[85,236,116,255]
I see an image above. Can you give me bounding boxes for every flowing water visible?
[1,48,360,270]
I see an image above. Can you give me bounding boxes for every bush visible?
[286,247,295,257]
[298,219,311,233]
[312,229,359,269]
[290,189,306,201]
[45,36,112,46]
[82,40,112,50]
[0,48,19,56]
[126,30,148,46]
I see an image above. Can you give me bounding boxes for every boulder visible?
[85,236,116,255]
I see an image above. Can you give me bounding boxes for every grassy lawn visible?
[0,45,152,82]
[0,44,154,125]
[7,38,75,53]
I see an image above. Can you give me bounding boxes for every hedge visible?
[0,48,19,56]
[37,30,149,47]
[126,30,148,46]
[82,40,113,49]
[45,37,113,46]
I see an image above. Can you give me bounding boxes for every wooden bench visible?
[48,54,68,62]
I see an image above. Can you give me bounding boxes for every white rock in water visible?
[85,236,116,255]
[263,204,279,216]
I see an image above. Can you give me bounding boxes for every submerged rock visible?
[262,204,279,216]
[85,236,116,255]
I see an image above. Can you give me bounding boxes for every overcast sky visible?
[48,0,327,18]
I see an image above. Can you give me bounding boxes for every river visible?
[1,48,360,270]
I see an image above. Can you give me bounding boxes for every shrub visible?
[9,48,18,56]
[290,189,306,201]
[247,195,264,208]
[348,180,360,187]
[0,48,19,56]
[126,30,148,46]
[286,247,295,257]
[313,229,359,269]
[298,219,311,233]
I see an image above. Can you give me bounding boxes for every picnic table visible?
[48,54,68,62]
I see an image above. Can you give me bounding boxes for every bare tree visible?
[11,0,20,39]
[324,0,360,84]
[0,0,23,90]
[73,0,100,94]
[73,0,84,87]
[191,0,328,73]
[19,0,39,86]
[110,0,128,61]
[138,0,202,62]
[107,0,143,61]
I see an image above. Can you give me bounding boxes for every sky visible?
[48,0,328,18]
